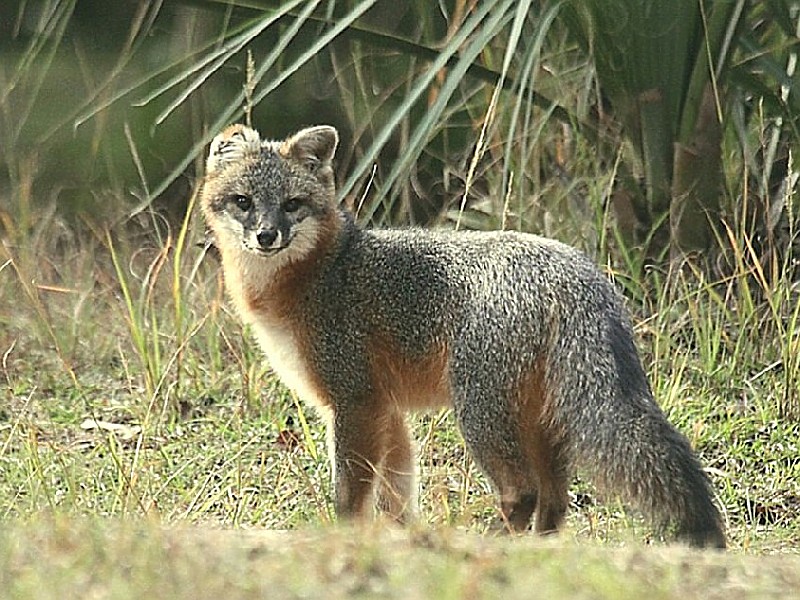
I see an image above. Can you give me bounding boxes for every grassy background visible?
[2,179,800,597]
[3,521,800,599]
[2,1,800,597]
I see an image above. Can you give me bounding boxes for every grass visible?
[2,521,800,599]
[2,191,800,560]
[3,3,800,596]
[1,171,800,598]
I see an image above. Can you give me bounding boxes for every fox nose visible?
[256,228,278,249]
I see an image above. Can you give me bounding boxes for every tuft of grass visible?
[1,519,800,599]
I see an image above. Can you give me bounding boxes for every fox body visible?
[201,124,725,548]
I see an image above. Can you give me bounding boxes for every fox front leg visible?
[330,404,383,519]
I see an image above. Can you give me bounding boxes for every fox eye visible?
[228,194,252,211]
[283,197,303,213]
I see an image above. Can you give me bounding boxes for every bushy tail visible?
[552,310,726,548]
[581,403,725,548]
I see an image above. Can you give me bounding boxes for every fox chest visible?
[249,321,329,410]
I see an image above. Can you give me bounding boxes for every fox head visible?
[201,124,339,262]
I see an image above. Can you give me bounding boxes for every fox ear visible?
[281,126,338,172]
[206,124,261,174]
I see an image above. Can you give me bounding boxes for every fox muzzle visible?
[256,228,280,249]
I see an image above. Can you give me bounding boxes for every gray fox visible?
[200,124,726,548]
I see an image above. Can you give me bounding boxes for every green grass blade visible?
[343,0,515,221]
[135,0,376,216]
[150,0,309,126]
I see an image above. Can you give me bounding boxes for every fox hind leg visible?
[481,430,569,534]
[517,366,570,534]
[453,363,570,535]
[452,384,540,532]
[524,427,569,534]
